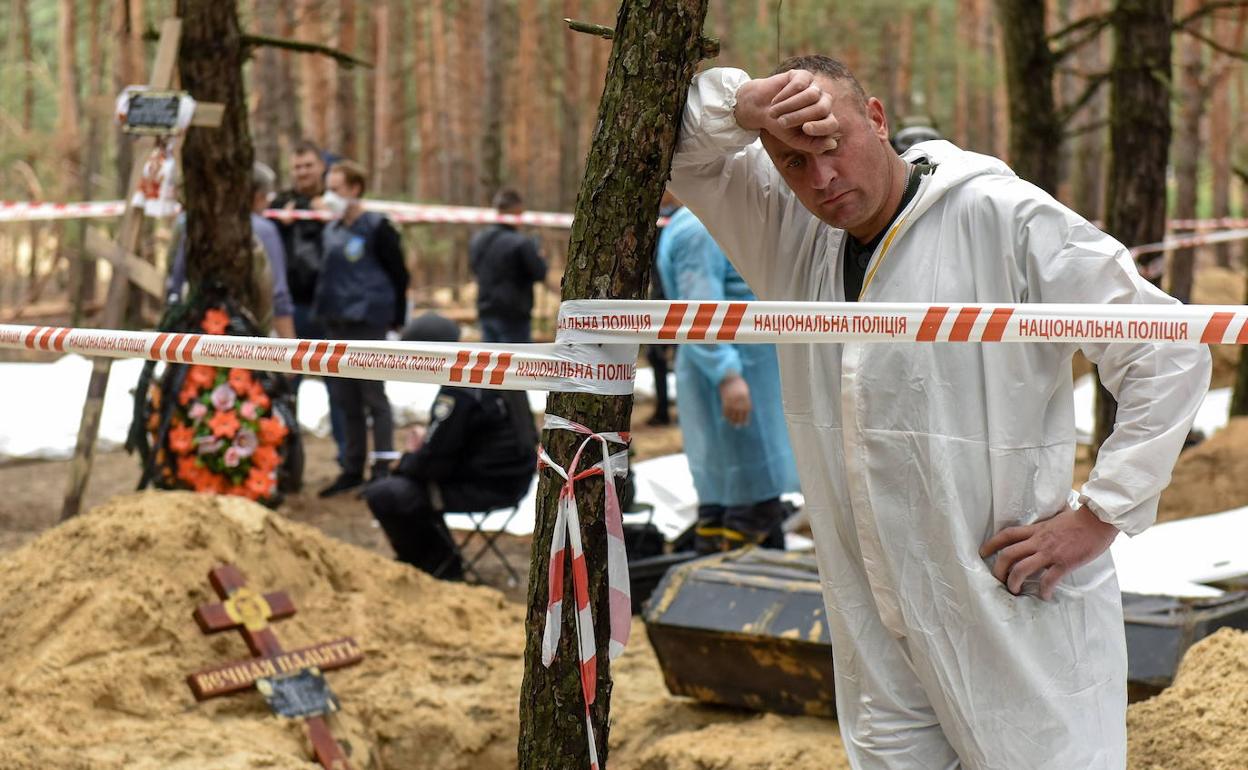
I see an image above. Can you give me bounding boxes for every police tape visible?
[0,200,127,222]
[557,299,1248,346]
[0,198,582,227]
[0,324,638,395]
[1130,227,1248,262]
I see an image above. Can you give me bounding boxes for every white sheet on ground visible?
[1112,505,1248,598]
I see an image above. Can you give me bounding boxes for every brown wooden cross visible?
[61,16,225,522]
[188,564,363,770]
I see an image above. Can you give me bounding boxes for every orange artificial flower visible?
[208,410,241,439]
[225,484,256,501]
[245,467,274,499]
[179,382,200,406]
[228,368,253,395]
[246,382,270,410]
[202,308,230,335]
[188,365,217,390]
[168,423,195,455]
[197,472,226,495]
[177,455,199,483]
[257,416,288,446]
[251,444,280,471]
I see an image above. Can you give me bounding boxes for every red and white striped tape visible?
[0,197,664,228]
[0,323,638,395]
[536,415,631,770]
[0,200,127,222]
[558,299,1248,346]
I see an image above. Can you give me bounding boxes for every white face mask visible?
[322,190,350,219]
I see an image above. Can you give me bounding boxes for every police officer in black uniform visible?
[363,312,538,579]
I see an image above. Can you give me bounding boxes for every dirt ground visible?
[0,340,1243,768]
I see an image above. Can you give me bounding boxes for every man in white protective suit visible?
[668,55,1210,769]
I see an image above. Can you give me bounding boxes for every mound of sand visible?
[0,490,847,770]
[1128,628,1248,769]
[1158,417,1248,522]
[0,492,526,770]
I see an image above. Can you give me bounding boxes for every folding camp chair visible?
[437,505,524,586]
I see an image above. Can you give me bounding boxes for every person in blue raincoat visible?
[657,200,801,552]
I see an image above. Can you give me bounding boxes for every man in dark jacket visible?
[469,188,548,343]
[272,139,346,474]
[363,312,538,579]
[315,159,411,497]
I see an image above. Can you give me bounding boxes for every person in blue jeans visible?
[314,159,410,497]
[469,188,548,343]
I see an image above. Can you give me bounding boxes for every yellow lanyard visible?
[856,214,909,300]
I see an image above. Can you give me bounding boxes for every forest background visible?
[0,0,1245,326]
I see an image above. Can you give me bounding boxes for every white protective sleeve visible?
[669,68,807,301]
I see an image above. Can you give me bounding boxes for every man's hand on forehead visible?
[735,69,840,154]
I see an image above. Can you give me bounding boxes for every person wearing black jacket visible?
[363,312,538,578]
[469,188,548,343]
[315,159,411,497]
[272,140,347,476]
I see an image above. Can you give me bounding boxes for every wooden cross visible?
[187,564,362,770]
[61,16,223,521]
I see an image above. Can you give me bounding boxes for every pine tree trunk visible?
[413,3,438,199]
[429,0,452,201]
[954,0,972,147]
[896,10,915,119]
[334,0,358,160]
[16,0,34,138]
[994,0,1061,194]
[297,0,331,147]
[511,0,539,199]
[1069,0,1108,222]
[371,3,393,190]
[74,0,104,320]
[112,0,145,199]
[556,0,582,210]
[1096,0,1173,450]
[276,1,302,153]
[1208,9,1245,268]
[517,1,710,765]
[1169,0,1204,304]
[250,0,283,171]
[177,0,259,313]
[482,0,508,202]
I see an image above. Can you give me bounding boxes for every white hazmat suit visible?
[670,68,1211,770]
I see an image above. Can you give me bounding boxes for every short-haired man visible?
[315,159,410,497]
[670,55,1209,768]
[469,188,548,343]
[272,140,329,330]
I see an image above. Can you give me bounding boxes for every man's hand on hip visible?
[979,505,1119,601]
[735,69,839,154]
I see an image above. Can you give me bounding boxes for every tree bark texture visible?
[177,0,258,314]
[250,0,284,171]
[1069,0,1108,222]
[517,1,710,767]
[333,0,359,160]
[1169,0,1204,304]
[1096,0,1173,450]
[994,0,1061,194]
[482,0,508,203]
